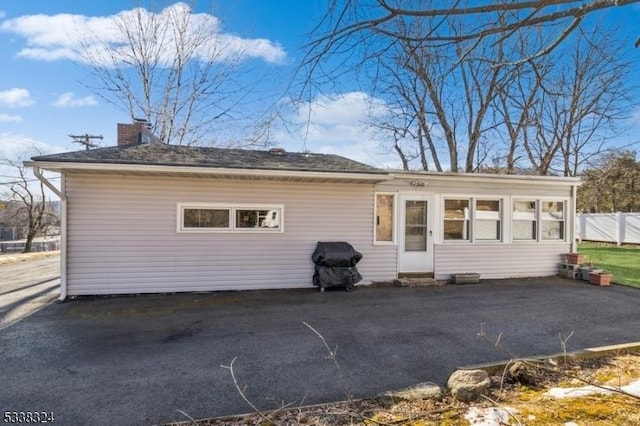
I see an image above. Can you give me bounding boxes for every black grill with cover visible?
[311,241,363,291]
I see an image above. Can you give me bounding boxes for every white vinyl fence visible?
[577,213,640,245]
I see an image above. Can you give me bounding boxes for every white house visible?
[27,126,580,299]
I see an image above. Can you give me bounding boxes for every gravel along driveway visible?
[0,276,639,425]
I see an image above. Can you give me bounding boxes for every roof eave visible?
[389,171,582,186]
[24,160,389,183]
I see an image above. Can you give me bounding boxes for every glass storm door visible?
[398,195,434,273]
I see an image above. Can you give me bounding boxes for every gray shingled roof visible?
[31,143,385,174]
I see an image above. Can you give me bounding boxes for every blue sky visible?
[1,0,640,179]
[0,1,322,159]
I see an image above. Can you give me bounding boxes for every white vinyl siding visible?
[434,242,571,279]
[65,173,396,295]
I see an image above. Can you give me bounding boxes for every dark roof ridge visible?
[31,143,386,175]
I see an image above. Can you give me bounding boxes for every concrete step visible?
[393,277,442,287]
[397,272,434,279]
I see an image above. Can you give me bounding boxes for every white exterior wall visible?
[65,173,397,295]
[376,176,576,280]
[434,243,571,279]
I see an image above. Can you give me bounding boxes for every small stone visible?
[376,382,443,406]
[507,361,542,386]
[447,369,491,402]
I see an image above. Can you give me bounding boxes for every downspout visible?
[570,183,578,253]
[32,167,67,301]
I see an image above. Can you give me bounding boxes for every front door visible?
[398,194,434,273]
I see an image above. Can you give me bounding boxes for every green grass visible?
[578,242,640,288]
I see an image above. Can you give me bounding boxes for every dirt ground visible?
[166,352,640,426]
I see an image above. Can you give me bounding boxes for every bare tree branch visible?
[1,152,59,253]
[78,3,268,146]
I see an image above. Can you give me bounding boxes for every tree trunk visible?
[23,232,36,253]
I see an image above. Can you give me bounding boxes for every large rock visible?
[376,382,443,406]
[447,369,491,402]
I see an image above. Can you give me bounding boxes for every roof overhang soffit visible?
[24,161,390,184]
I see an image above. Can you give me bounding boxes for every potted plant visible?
[589,271,613,286]
[579,257,598,281]
[581,266,603,281]
[565,253,584,265]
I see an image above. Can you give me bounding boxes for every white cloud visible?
[0,132,63,159]
[0,3,286,66]
[0,113,22,123]
[0,88,34,107]
[0,133,65,196]
[52,92,98,108]
[274,92,404,169]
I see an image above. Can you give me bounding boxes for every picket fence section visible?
[576,212,640,245]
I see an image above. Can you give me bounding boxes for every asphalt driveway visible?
[0,255,60,329]
[1,277,639,425]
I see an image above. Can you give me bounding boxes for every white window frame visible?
[511,198,568,243]
[177,203,284,233]
[442,196,503,243]
[374,192,397,245]
[443,198,471,242]
[540,200,566,241]
[473,198,502,242]
[512,199,538,241]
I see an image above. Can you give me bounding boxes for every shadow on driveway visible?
[0,255,60,329]
[1,276,639,425]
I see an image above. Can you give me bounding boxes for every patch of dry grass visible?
[165,352,640,426]
[0,250,60,265]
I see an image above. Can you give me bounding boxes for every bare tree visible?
[80,3,273,146]
[0,156,59,253]
[515,28,633,176]
[304,0,640,71]
[302,2,637,175]
[370,54,442,171]
[366,16,512,172]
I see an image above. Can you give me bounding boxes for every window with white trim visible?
[444,199,470,240]
[178,204,283,233]
[513,200,537,240]
[443,198,502,242]
[475,199,501,241]
[541,201,565,240]
[512,200,566,241]
[375,193,395,243]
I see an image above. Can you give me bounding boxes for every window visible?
[541,201,564,240]
[443,198,501,242]
[444,199,470,240]
[512,200,566,241]
[236,209,281,229]
[475,200,501,241]
[375,194,395,243]
[178,204,283,233]
[183,208,230,230]
[513,200,537,240]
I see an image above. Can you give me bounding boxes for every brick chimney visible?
[117,119,162,146]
